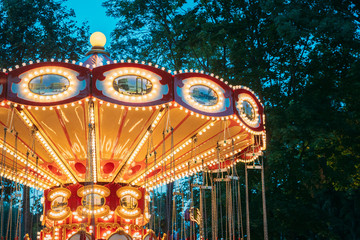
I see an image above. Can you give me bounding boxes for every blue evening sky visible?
[65,0,117,46]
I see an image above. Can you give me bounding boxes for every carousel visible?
[0,32,266,240]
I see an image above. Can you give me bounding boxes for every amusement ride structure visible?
[0,32,266,240]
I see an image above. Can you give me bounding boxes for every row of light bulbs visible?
[101,211,114,221]
[48,190,70,200]
[181,138,256,169]
[3,97,263,137]
[36,129,77,184]
[18,109,76,184]
[0,143,53,188]
[105,68,161,102]
[183,78,225,112]
[53,227,61,240]
[3,58,265,108]
[262,132,267,150]
[73,211,85,221]
[2,96,265,186]
[131,132,194,184]
[2,97,262,135]
[174,133,247,166]
[89,102,97,183]
[118,189,141,199]
[0,139,59,185]
[19,67,78,102]
[145,152,263,190]
[137,120,249,185]
[134,120,218,185]
[132,118,258,185]
[82,206,106,215]
[143,133,255,188]
[82,188,106,196]
[120,207,140,216]
[0,164,49,189]
[143,147,217,188]
[117,110,164,182]
[48,209,68,218]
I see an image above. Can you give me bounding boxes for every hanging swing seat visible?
[226,175,239,180]
[246,165,262,170]
[213,178,231,182]
[212,168,228,173]
[245,152,263,157]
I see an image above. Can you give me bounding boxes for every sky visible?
[65,0,117,47]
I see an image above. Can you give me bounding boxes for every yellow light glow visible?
[182,77,225,113]
[90,32,106,47]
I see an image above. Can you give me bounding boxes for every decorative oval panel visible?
[120,195,138,210]
[234,88,264,132]
[236,93,261,128]
[51,196,68,212]
[182,79,224,112]
[29,74,70,96]
[7,62,90,105]
[239,100,255,121]
[76,185,110,217]
[98,68,164,103]
[82,193,106,209]
[46,187,71,221]
[92,63,173,106]
[113,75,153,96]
[189,85,218,106]
[174,74,233,116]
[116,186,142,219]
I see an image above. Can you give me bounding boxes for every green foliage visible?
[105,0,360,238]
[0,0,89,237]
[0,0,90,68]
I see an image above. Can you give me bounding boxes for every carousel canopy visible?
[0,32,266,190]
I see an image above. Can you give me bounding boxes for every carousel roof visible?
[0,33,266,190]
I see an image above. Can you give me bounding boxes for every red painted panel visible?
[92,63,173,106]
[234,88,265,132]
[75,162,87,174]
[103,162,115,174]
[6,62,91,106]
[174,73,234,116]
[0,72,6,101]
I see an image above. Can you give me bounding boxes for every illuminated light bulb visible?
[90,32,106,47]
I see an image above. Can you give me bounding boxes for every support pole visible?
[245,164,250,240]
[23,186,31,237]
[261,159,268,240]
[211,184,217,239]
[165,182,174,238]
[199,189,204,240]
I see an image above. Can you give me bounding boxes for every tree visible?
[105,0,360,238]
[0,0,89,238]
[0,0,89,68]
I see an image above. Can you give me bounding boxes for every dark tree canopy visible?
[105,0,360,239]
[0,0,89,68]
[0,0,88,238]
